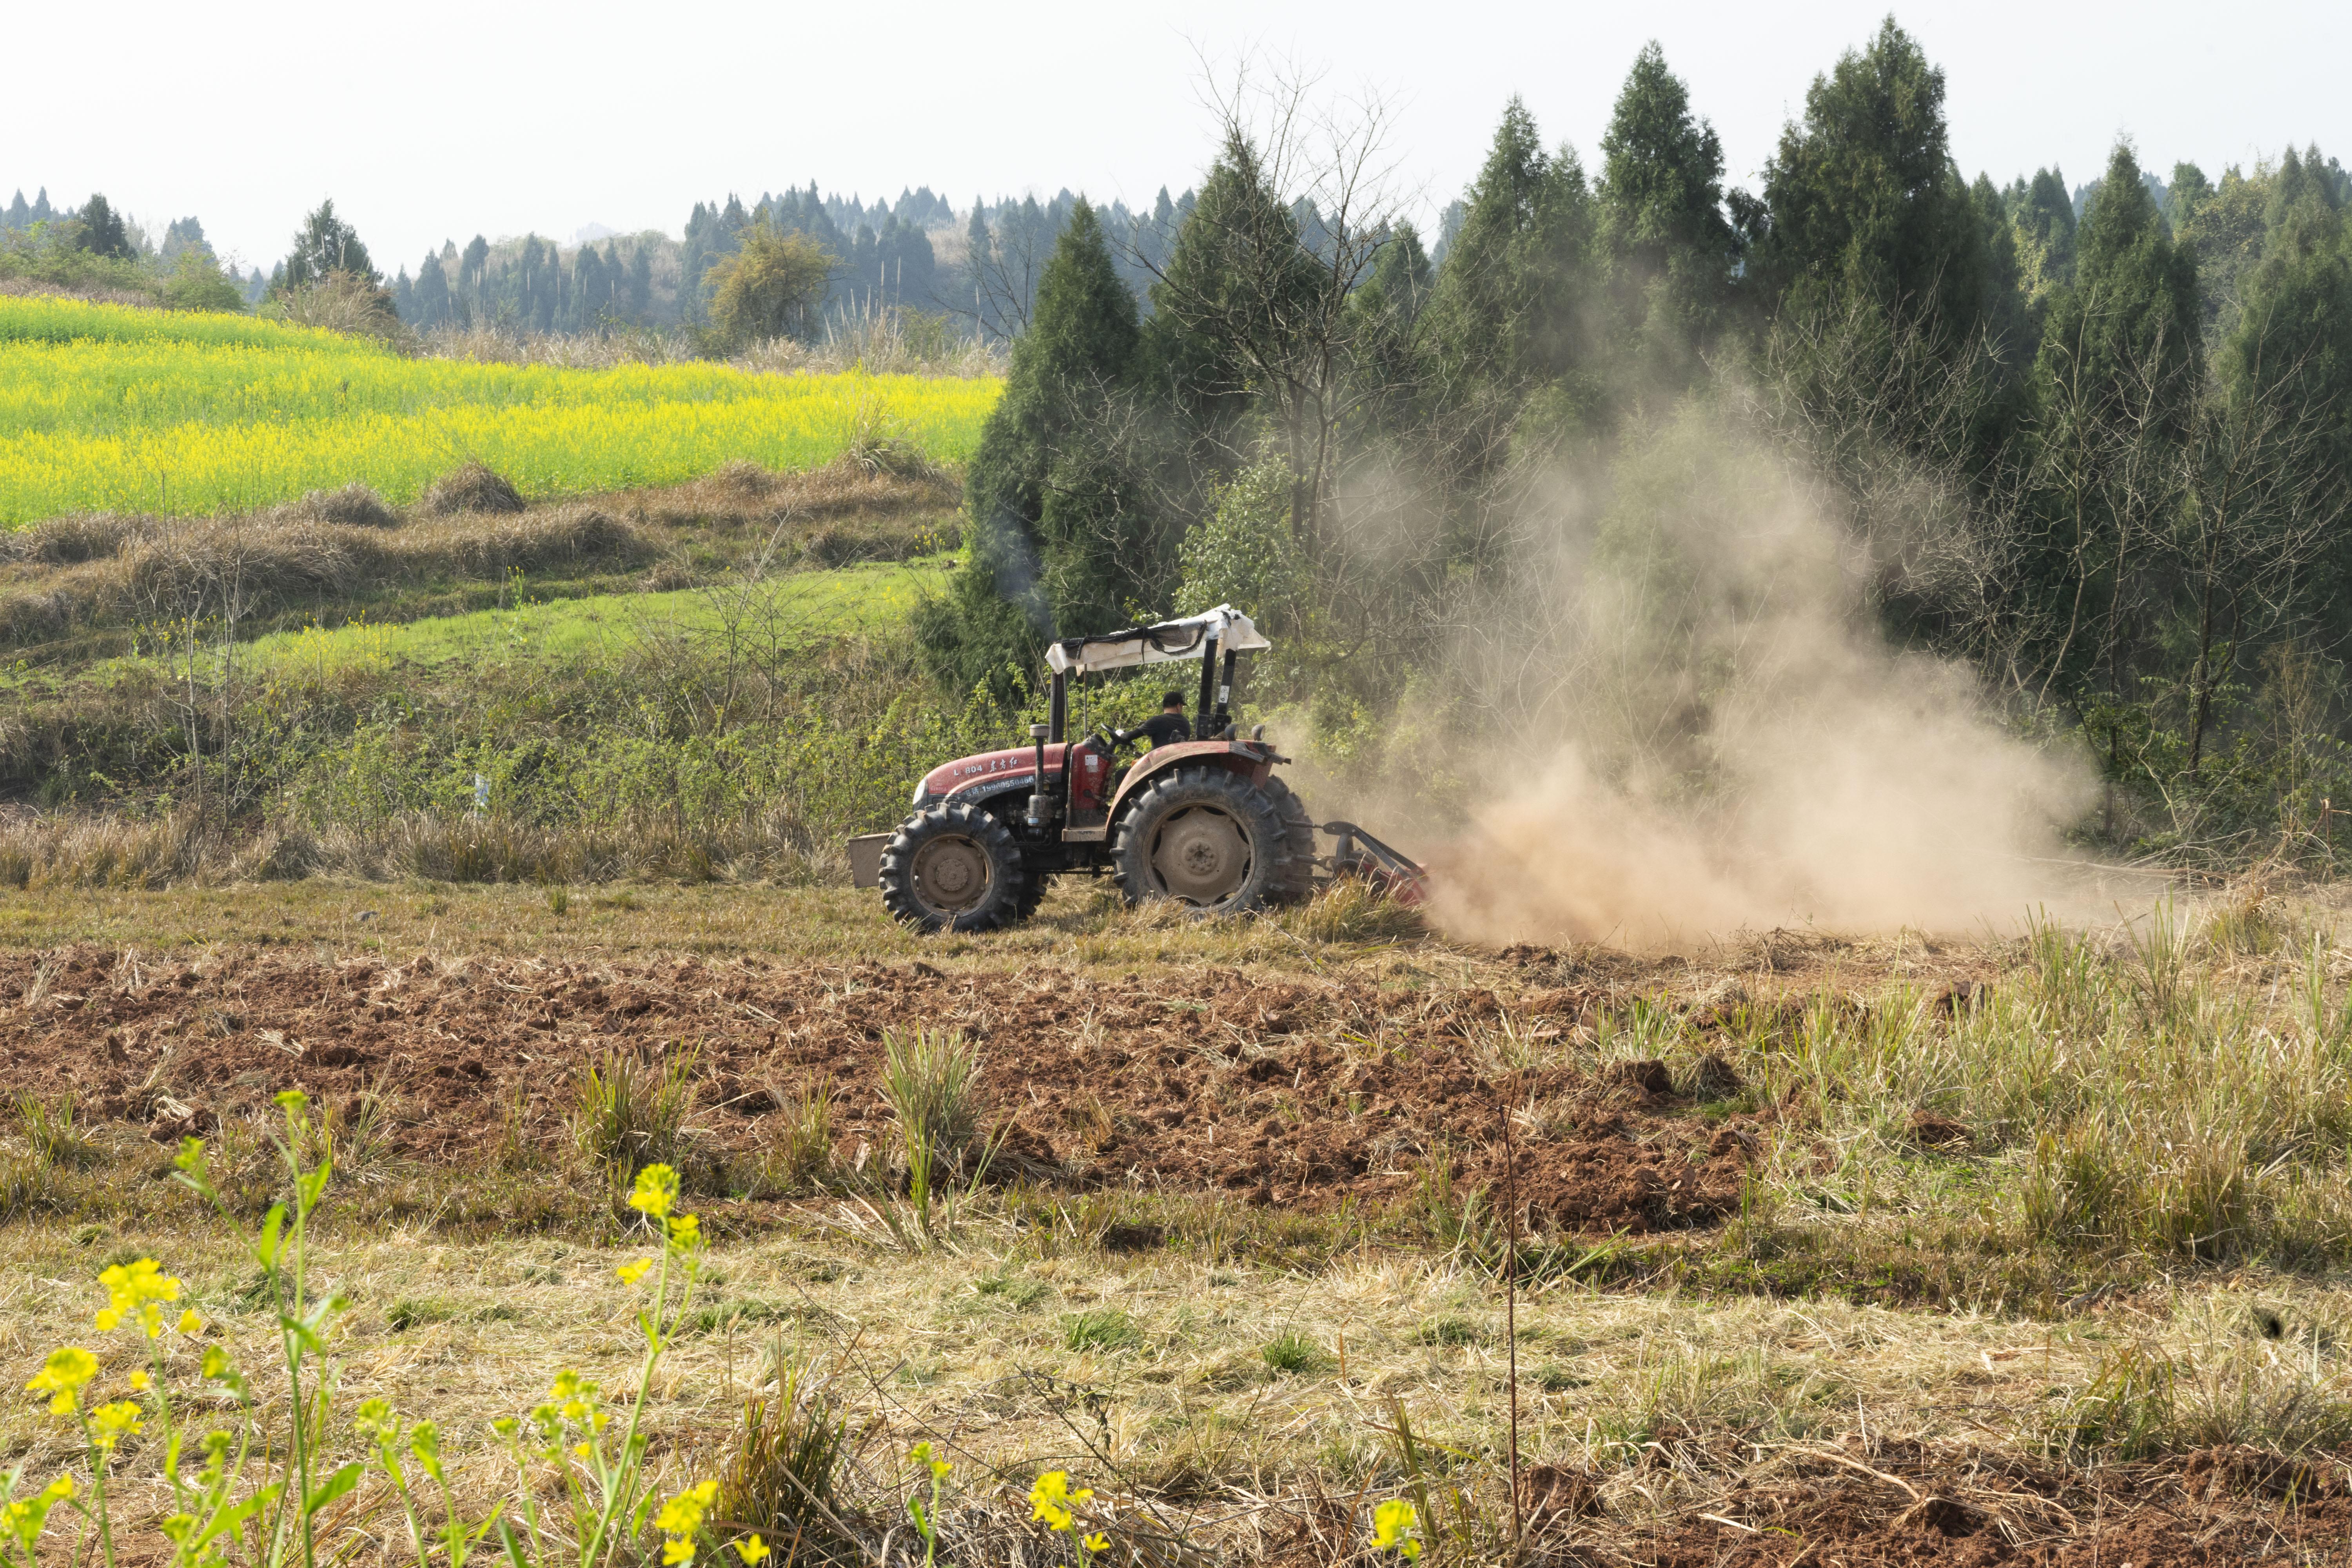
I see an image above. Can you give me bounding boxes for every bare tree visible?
[2170,337,2344,776]
[1134,60,1420,564]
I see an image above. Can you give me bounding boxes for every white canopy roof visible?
[1044,604,1271,676]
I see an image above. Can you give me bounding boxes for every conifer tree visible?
[1420,97,1601,454]
[73,194,136,261]
[2225,167,2352,623]
[1973,173,2033,361]
[2028,142,2203,708]
[1756,19,1987,346]
[628,243,653,318]
[1597,43,1742,380]
[2038,143,2202,442]
[414,252,451,328]
[1147,131,1322,476]
[918,200,1165,699]
[279,198,378,289]
[2013,167,2078,292]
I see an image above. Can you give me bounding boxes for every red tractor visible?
[848,606,1422,931]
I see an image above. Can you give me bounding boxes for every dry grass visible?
[0,498,648,648]
[0,457,960,653]
[2,1194,2346,1563]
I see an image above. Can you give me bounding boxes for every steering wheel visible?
[1092,725,1129,754]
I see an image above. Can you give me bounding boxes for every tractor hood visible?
[1045,605,1269,676]
[916,743,1070,802]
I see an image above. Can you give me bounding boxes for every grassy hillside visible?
[230,554,952,677]
[0,294,999,524]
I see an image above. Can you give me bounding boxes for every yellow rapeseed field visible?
[0,294,1000,525]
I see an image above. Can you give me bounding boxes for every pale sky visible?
[6,0,2347,277]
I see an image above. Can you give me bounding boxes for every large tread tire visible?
[1261,775,1319,904]
[1011,868,1050,922]
[1111,766,1283,915]
[878,801,1029,933]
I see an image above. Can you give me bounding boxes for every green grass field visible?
[0,295,1000,524]
[229,555,955,677]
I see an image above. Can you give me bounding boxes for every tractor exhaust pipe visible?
[1195,632,1219,740]
[1026,722,1055,829]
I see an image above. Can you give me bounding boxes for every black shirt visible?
[1129,712,1192,749]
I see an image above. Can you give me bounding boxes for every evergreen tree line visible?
[391,231,661,334]
[379,184,1206,341]
[2,187,256,311]
[917,21,2352,861]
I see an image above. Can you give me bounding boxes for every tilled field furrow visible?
[0,946,1766,1230]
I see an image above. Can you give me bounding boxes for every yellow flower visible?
[129,1371,151,1392]
[1028,1471,1092,1533]
[666,1213,701,1248]
[630,1165,681,1221]
[654,1479,719,1537]
[911,1441,952,1481]
[654,1478,719,1567]
[96,1259,183,1340]
[89,1401,145,1453]
[27,1348,98,1415]
[94,1310,122,1332]
[737,1537,769,1565]
[1,1474,74,1549]
[176,1310,201,1335]
[617,1259,653,1285]
[1370,1499,1421,1559]
[1084,1533,1110,1553]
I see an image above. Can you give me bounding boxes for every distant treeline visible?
[378,185,1206,341]
[1,189,260,312]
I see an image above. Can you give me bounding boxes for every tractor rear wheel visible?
[1112,767,1283,915]
[878,802,1029,932]
[1261,775,1318,904]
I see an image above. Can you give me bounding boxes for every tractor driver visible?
[1118,691,1192,751]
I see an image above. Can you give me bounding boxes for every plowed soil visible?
[0,946,1765,1230]
[1610,1441,2352,1566]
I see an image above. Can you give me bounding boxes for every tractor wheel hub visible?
[1153,806,1248,904]
[911,835,990,912]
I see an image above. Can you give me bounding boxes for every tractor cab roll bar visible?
[1042,605,1269,744]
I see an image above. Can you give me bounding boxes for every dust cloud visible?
[1387,408,2097,949]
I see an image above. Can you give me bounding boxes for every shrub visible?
[706,222,832,350]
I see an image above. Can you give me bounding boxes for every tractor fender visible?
[1104,742,1273,826]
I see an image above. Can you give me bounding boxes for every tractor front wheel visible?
[1112,767,1283,915]
[878,802,1031,932]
